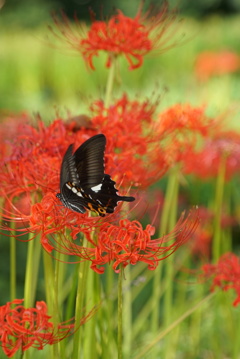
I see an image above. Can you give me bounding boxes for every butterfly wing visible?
[59,144,80,189]
[74,134,106,189]
[57,144,86,214]
[89,174,135,214]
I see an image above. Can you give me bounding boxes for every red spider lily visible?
[90,94,168,187]
[48,208,199,274]
[183,130,240,180]
[195,51,240,81]
[156,103,218,165]
[1,192,108,252]
[201,253,240,306]
[0,299,77,358]
[0,117,99,200]
[0,114,136,242]
[0,116,102,227]
[50,3,179,70]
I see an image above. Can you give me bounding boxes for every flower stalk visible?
[118,265,124,359]
[105,54,116,108]
[72,236,89,358]
[10,230,16,302]
[212,154,226,262]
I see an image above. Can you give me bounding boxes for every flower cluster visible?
[90,94,168,187]
[201,253,240,306]
[183,130,240,179]
[48,208,199,274]
[156,103,218,165]
[51,3,178,70]
[0,299,75,358]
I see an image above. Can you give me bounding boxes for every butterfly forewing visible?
[74,134,106,188]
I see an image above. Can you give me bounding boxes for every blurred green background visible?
[1,0,240,125]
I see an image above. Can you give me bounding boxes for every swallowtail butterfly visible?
[56,134,135,216]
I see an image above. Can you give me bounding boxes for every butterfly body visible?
[56,134,135,216]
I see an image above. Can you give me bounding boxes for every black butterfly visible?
[56,134,135,216]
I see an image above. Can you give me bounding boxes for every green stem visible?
[134,292,216,359]
[233,303,240,359]
[31,237,42,304]
[43,251,54,307]
[212,155,226,262]
[72,238,89,358]
[123,265,131,358]
[66,263,79,320]
[43,251,58,359]
[83,267,97,359]
[151,167,179,336]
[53,248,67,357]
[163,173,179,326]
[24,239,35,308]
[104,54,116,108]
[162,169,179,359]
[10,234,16,302]
[118,266,123,359]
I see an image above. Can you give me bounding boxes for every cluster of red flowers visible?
[0,299,75,358]
[46,209,199,273]
[201,253,240,306]
[90,94,169,187]
[4,188,199,273]
[51,3,178,70]
[183,130,240,179]
[156,103,218,165]
[0,109,201,273]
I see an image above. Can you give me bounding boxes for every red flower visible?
[195,51,240,81]
[1,192,107,253]
[201,253,240,306]
[49,208,199,274]
[51,3,178,70]
[90,94,168,187]
[183,130,240,179]
[0,116,100,201]
[0,116,104,228]
[156,104,218,165]
[0,299,76,358]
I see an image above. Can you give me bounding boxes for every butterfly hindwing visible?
[60,184,87,214]
[85,174,135,214]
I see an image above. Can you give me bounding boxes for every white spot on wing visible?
[91,183,102,192]
[66,183,71,189]
[72,187,77,193]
